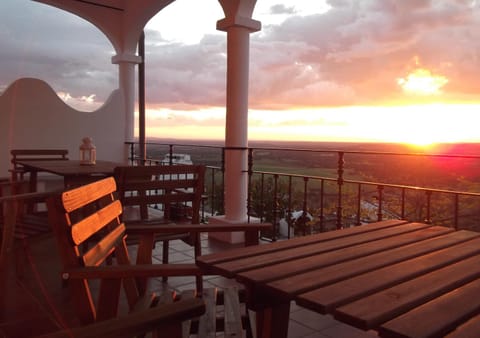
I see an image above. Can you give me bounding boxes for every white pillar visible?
[217,17,260,222]
[112,53,142,163]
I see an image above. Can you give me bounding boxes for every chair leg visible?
[162,240,169,282]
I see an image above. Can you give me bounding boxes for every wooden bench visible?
[45,176,251,337]
[45,176,206,336]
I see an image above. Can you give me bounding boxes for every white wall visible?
[0,77,127,177]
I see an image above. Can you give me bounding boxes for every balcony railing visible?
[126,141,480,241]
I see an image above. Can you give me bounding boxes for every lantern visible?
[79,137,96,165]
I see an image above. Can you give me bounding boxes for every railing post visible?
[129,142,135,165]
[454,194,459,230]
[221,147,225,213]
[336,152,344,229]
[287,176,293,238]
[401,188,406,220]
[260,173,265,223]
[320,180,325,232]
[168,145,174,166]
[356,184,362,226]
[302,177,309,235]
[377,185,384,222]
[272,174,279,241]
[247,148,253,223]
[210,168,216,216]
[425,190,432,224]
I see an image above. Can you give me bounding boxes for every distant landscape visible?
[144,138,480,191]
[140,138,480,232]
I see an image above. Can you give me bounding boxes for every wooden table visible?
[197,219,480,338]
[16,159,122,188]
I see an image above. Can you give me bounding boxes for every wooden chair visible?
[45,176,205,336]
[9,149,69,213]
[114,164,273,291]
[10,148,69,183]
[114,165,205,284]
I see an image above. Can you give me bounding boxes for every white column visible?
[224,26,249,222]
[217,17,260,222]
[112,53,142,163]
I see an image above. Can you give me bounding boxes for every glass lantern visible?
[79,137,96,165]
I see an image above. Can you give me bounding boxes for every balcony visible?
[2,140,480,337]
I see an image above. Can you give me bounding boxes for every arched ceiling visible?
[34,0,175,55]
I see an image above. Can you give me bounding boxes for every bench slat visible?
[82,224,125,266]
[71,200,123,245]
[62,177,116,212]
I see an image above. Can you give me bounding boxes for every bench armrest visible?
[34,297,205,338]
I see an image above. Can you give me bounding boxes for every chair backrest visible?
[114,165,206,224]
[11,149,69,164]
[46,176,140,325]
[10,149,69,181]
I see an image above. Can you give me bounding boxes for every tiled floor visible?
[1,233,377,338]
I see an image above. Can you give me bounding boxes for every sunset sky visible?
[1,0,480,145]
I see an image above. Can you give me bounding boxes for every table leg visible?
[254,302,291,338]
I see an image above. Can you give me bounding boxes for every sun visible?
[402,133,437,149]
[397,68,448,96]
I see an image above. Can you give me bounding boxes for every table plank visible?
[445,312,480,338]
[197,219,407,269]
[261,230,477,298]
[210,222,432,277]
[335,253,480,330]
[296,235,480,314]
[379,277,480,338]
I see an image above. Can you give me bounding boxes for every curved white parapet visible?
[0,77,127,177]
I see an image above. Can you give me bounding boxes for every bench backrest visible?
[114,165,205,224]
[46,176,140,324]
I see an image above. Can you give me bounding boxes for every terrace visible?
[2,1,480,337]
[2,142,480,337]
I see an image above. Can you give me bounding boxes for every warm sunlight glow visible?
[140,104,480,145]
[397,68,448,95]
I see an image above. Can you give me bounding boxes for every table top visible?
[197,219,480,338]
[16,160,123,177]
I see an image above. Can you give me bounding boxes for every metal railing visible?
[126,141,480,240]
